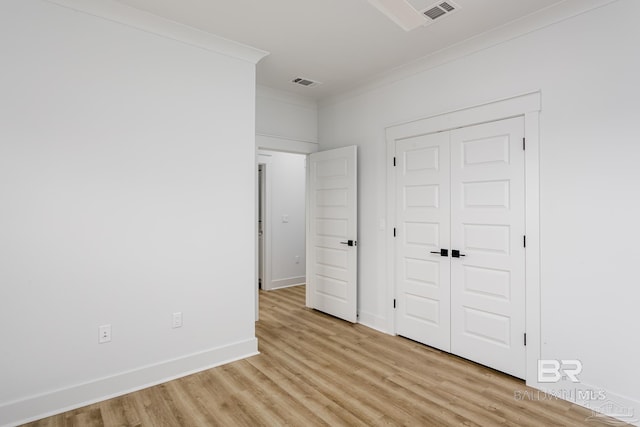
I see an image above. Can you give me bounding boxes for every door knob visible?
[451,250,466,258]
[430,249,448,256]
[340,240,357,247]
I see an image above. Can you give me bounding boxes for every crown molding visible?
[45,0,269,64]
[320,0,618,107]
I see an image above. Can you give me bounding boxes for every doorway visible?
[255,144,359,324]
[256,150,307,294]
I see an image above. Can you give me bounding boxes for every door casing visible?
[255,138,319,321]
[255,142,357,323]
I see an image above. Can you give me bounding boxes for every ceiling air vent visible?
[367,0,461,32]
[291,77,321,88]
[421,1,460,21]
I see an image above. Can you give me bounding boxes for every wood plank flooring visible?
[24,285,622,426]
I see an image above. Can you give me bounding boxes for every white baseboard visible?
[268,276,305,290]
[357,311,389,334]
[526,380,640,426]
[575,382,639,426]
[0,338,258,427]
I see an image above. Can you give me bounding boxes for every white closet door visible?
[395,132,451,351]
[449,117,526,379]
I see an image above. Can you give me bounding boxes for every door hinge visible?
[393,299,396,309]
[393,156,396,167]
[523,137,526,150]
[523,235,526,248]
[524,333,527,346]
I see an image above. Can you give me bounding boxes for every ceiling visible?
[114,0,570,100]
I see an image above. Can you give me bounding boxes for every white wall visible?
[256,86,319,154]
[319,0,640,421]
[0,1,263,425]
[256,86,318,143]
[258,151,307,289]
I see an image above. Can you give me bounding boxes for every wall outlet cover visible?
[99,324,111,344]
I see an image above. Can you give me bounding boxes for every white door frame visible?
[385,92,541,387]
[254,155,271,321]
[256,159,271,292]
[255,135,318,320]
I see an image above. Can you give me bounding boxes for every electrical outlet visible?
[172,312,183,328]
[295,255,300,264]
[99,324,111,344]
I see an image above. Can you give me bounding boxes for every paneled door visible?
[450,117,526,378]
[394,116,526,379]
[395,132,451,351]
[308,146,358,323]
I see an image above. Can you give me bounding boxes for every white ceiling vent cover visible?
[420,1,461,22]
[367,0,461,32]
[291,77,321,88]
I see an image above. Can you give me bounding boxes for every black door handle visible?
[451,249,466,258]
[430,249,449,257]
[340,240,357,247]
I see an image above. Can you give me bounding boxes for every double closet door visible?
[395,117,526,379]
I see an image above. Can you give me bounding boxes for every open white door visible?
[307,146,358,323]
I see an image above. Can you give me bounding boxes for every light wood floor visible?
[25,285,620,426]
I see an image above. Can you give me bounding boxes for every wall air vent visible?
[291,77,321,88]
[421,1,460,21]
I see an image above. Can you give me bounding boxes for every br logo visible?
[537,359,583,383]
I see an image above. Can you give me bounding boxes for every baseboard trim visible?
[268,276,305,290]
[0,338,258,427]
[526,380,640,426]
[575,382,640,426]
[358,311,389,334]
